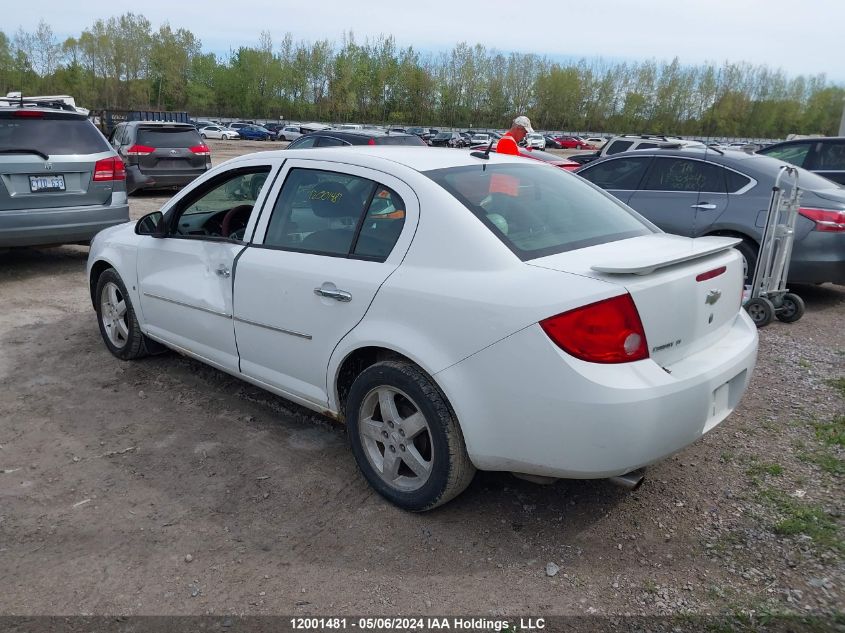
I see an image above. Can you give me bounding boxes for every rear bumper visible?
[126,166,207,193]
[436,311,758,479]
[789,232,845,285]
[0,198,130,247]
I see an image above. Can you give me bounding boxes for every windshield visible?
[426,163,654,260]
[0,117,110,155]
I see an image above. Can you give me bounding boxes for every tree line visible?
[2,14,843,138]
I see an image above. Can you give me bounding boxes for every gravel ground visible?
[0,140,842,626]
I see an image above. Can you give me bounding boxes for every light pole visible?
[839,96,845,136]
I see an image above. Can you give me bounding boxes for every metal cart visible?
[743,166,805,327]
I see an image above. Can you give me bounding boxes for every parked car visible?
[89,146,758,510]
[286,129,427,148]
[470,133,492,146]
[192,119,215,130]
[584,137,608,149]
[572,135,707,166]
[524,133,546,150]
[0,103,129,247]
[757,137,845,185]
[199,125,239,140]
[554,136,593,150]
[430,132,466,148]
[237,125,273,141]
[226,122,251,131]
[276,125,303,141]
[262,122,285,135]
[544,136,563,149]
[576,147,845,285]
[109,121,211,194]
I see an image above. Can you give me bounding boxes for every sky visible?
[6,0,845,83]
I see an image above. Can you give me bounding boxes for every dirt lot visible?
[0,140,842,622]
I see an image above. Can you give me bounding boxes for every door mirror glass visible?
[136,211,165,237]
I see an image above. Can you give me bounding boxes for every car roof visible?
[227,146,530,173]
[126,120,195,128]
[319,129,416,138]
[0,106,86,119]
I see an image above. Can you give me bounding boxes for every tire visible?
[346,360,475,511]
[95,269,150,360]
[278,135,286,141]
[744,297,775,328]
[201,133,207,139]
[734,239,758,286]
[776,292,805,323]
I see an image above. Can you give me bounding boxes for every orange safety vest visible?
[496,133,519,155]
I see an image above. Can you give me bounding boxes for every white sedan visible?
[199,125,239,140]
[87,147,758,510]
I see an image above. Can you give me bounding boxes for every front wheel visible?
[346,360,475,511]
[201,133,207,139]
[95,269,150,360]
[776,292,805,323]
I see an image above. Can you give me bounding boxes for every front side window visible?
[263,168,405,261]
[643,158,725,193]
[579,157,651,190]
[759,142,812,167]
[427,163,653,261]
[172,168,271,240]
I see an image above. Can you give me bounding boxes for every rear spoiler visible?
[591,235,741,275]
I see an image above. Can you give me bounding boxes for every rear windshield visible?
[426,163,654,260]
[0,116,110,155]
[137,127,202,147]
[374,135,426,146]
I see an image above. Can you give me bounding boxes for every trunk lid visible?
[528,234,745,366]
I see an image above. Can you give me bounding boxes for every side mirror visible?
[135,211,166,237]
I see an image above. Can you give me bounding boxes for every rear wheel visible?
[201,133,207,139]
[745,297,775,328]
[776,292,805,323]
[95,269,150,360]
[734,239,758,286]
[346,360,475,511]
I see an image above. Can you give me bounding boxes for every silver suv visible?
[572,134,706,165]
[0,103,129,247]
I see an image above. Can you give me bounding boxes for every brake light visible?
[93,157,126,181]
[126,145,155,156]
[368,138,376,145]
[799,207,845,232]
[696,266,726,282]
[13,110,44,118]
[540,294,649,363]
[190,144,210,156]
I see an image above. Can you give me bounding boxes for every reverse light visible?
[540,294,649,363]
[799,207,845,232]
[189,144,210,156]
[126,145,155,156]
[92,157,126,181]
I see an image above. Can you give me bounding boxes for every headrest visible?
[309,181,357,218]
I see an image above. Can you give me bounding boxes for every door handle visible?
[314,285,352,302]
[690,203,717,210]
[215,265,231,278]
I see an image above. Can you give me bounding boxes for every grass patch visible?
[760,489,842,553]
[746,462,783,478]
[827,377,845,398]
[799,358,811,369]
[799,450,845,476]
[812,415,845,448]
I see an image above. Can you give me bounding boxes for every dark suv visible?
[757,137,845,185]
[109,121,211,194]
[286,129,427,149]
[0,103,129,247]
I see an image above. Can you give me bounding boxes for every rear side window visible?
[605,140,633,155]
[427,163,653,260]
[0,117,110,155]
[579,157,651,190]
[759,142,812,167]
[725,169,752,193]
[288,136,317,149]
[137,127,202,147]
[263,168,405,262]
[375,135,426,146]
[814,142,845,170]
[643,158,726,193]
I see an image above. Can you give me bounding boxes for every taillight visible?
[93,157,126,181]
[540,294,649,363]
[126,145,155,156]
[799,207,845,232]
[13,110,43,118]
[368,138,376,145]
[190,144,210,156]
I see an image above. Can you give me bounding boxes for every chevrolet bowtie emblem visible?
[705,289,722,305]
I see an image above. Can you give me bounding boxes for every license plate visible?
[29,174,66,192]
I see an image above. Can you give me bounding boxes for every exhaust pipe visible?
[608,469,645,490]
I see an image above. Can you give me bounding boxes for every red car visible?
[469,145,580,171]
[553,135,595,150]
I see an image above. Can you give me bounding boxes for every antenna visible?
[470,139,495,160]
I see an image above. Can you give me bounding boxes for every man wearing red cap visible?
[496,115,534,155]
